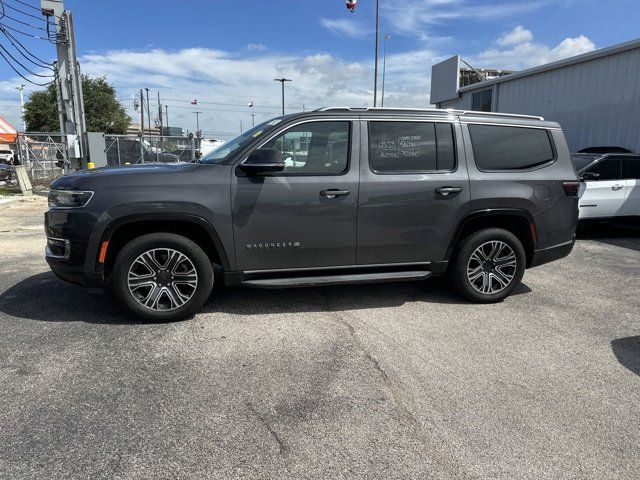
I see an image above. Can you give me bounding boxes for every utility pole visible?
[15,85,26,131]
[193,111,202,156]
[373,0,380,107]
[164,105,169,131]
[381,34,391,107]
[41,0,87,169]
[194,111,201,133]
[274,78,292,115]
[248,101,255,127]
[139,89,145,134]
[157,91,163,137]
[145,88,151,134]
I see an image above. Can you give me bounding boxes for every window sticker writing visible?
[378,135,423,159]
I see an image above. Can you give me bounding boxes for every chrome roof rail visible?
[314,107,544,121]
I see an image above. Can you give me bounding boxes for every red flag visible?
[346,0,357,12]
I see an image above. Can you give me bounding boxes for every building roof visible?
[0,114,17,143]
[458,37,640,94]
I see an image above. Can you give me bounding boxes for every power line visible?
[0,21,54,40]
[163,97,282,111]
[0,26,53,69]
[1,1,50,23]
[0,48,54,85]
[0,41,53,76]
[0,12,49,32]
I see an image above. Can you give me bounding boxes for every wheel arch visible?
[446,209,536,267]
[99,214,231,277]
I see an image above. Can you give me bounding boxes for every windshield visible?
[201,117,284,164]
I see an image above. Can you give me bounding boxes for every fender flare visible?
[445,208,536,261]
[99,213,231,271]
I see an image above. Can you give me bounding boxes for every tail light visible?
[562,181,580,197]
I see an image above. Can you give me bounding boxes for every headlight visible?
[48,190,94,208]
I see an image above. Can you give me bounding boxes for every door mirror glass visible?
[239,148,285,174]
[581,171,600,181]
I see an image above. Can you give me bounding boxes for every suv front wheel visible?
[113,233,214,321]
[451,228,526,303]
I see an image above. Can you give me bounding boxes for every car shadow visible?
[577,221,640,253]
[0,271,532,324]
[611,336,640,376]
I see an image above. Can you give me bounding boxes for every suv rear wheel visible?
[451,228,525,303]
[113,233,214,321]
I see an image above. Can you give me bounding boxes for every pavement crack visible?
[330,311,469,479]
[246,402,287,455]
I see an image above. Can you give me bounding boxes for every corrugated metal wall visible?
[450,47,640,153]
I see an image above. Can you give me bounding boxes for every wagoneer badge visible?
[246,242,301,250]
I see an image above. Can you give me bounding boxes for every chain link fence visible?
[104,135,197,166]
[8,133,199,184]
[14,133,68,182]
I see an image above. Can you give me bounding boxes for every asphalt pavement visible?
[0,197,639,480]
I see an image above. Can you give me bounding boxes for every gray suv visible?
[45,108,579,321]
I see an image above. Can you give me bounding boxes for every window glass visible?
[369,122,455,173]
[201,118,283,164]
[622,158,640,180]
[472,89,492,112]
[585,159,621,181]
[435,123,455,171]
[469,125,554,170]
[261,121,349,174]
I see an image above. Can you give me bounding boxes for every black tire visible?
[112,233,214,322]
[451,228,526,303]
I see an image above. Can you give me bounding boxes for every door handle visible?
[436,187,463,196]
[612,184,624,191]
[320,189,350,199]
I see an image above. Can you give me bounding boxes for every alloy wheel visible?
[127,248,198,311]
[466,240,517,295]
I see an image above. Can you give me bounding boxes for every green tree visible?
[23,75,130,134]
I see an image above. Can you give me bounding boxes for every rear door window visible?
[469,124,555,171]
[369,121,456,173]
[622,158,640,180]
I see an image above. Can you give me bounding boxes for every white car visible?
[572,153,640,220]
[0,147,14,165]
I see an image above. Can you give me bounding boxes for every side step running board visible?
[242,270,431,289]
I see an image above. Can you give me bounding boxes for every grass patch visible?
[0,185,21,196]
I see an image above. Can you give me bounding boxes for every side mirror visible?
[239,148,285,175]
[580,171,599,181]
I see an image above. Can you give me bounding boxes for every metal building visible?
[430,38,640,153]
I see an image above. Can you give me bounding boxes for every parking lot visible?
[0,197,638,479]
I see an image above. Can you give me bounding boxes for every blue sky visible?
[0,0,638,137]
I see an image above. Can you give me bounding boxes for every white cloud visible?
[497,25,533,46]
[320,18,370,39]
[384,0,548,36]
[471,30,596,70]
[65,46,432,137]
[246,43,267,52]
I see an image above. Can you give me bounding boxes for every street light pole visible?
[144,88,151,134]
[194,111,202,133]
[373,0,380,107]
[381,34,391,108]
[274,78,292,115]
[15,84,26,131]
